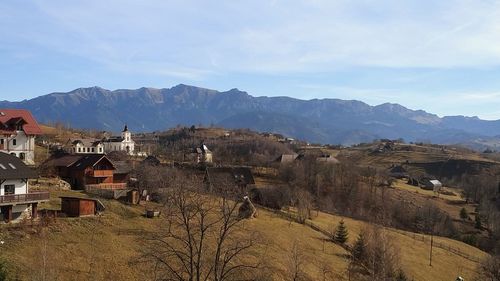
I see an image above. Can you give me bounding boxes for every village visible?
[0,108,499,281]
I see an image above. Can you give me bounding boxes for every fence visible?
[268,207,484,264]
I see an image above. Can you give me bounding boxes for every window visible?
[0,139,3,145]
[12,139,16,146]
[87,147,90,153]
[99,147,103,153]
[78,147,81,153]
[91,147,95,152]
[4,184,14,195]
[19,153,25,160]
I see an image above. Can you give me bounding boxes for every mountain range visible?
[2,84,500,149]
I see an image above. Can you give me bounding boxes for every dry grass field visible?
[0,189,488,281]
[303,211,488,281]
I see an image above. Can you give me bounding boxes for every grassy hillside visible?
[303,211,487,281]
[0,190,488,281]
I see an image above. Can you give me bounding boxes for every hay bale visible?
[238,196,257,219]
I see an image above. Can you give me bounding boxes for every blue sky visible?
[1,1,500,119]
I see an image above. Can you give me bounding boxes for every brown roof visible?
[46,155,83,168]
[0,152,37,179]
[0,109,42,135]
[70,154,115,171]
[205,167,255,188]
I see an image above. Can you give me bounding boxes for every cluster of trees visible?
[349,227,406,281]
[277,158,457,240]
[155,126,294,165]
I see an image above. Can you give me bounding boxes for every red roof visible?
[0,109,42,135]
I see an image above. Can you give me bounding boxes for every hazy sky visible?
[2,1,500,119]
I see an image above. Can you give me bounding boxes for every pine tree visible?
[351,232,367,265]
[459,208,468,221]
[395,269,409,281]
[475,214,482,229]
[334,219,349,244]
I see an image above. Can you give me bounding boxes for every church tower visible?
[122,125,131,142]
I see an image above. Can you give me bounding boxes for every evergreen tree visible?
[475,214,482,229]
[459,208,468,221]
[395,269,409,281]
[351,232,367,265]
[0,259,9,281]
[334,219,349,244]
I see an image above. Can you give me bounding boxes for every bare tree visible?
[476,255,500,281]
[142,176,257,281]
[286,241,306,281]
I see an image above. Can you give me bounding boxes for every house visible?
[61,196,105,217]
[46,154,127,190]
[0,152,49,222]
[196,143,213,163]
[68,138,104,154]
[204,167,255,194]
[316,154,340,164]
[388,165,409,179]
[142,155,161,166]
[274,154,298,164]
[0,109,42,165]
[419,177,442,191]
[102,125,136,155]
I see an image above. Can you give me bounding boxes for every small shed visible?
[60,196,105,217]
[429,180,443,192]
[420,178,442,191]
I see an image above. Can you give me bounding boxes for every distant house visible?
[47,154,128,190]
[0,153,49,222]
[69,138,105,154]
[195,143,213,163]
[141,155,161,166]
[419,177,442,191]
[388,165,409,179]
[316,154,340,164]
[102,125,136,155]
[275,154,298,164]
[0,109,42,165]
[204,167,255,194]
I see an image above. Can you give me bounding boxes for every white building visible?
[0,109,42,165]
[196,143,213,163]
[0,152,49,223]
[102,125,135,155]
[70,139,105,154]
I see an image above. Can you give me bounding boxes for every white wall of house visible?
[0,132,36,164]
[0,179,28,196]
[0,179,30,216]
[74,143,104,154]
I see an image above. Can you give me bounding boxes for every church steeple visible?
[122,124,128,132]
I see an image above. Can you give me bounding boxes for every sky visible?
[1,1,500,120]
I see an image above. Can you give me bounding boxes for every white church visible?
[102,125,136,155]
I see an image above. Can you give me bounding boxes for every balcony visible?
[85,183,127,190]
[88,170,113,177]
[0,192,50,206]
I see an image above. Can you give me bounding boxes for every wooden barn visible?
[46,154,128,190]
[204,167,255,194]
[60,196,104,217]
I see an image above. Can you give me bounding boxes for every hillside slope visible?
[0,190,487,281]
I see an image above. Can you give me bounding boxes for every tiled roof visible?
[0,109,42,135]
[0,152,37,179]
